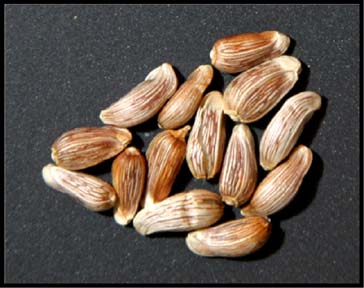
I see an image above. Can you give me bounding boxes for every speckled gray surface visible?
[5,4,360,284]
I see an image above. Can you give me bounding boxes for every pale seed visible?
[210,31,290,74]
[51,126,132,170]
[100,63,178,128]
[42,164,116,211]
[224,55,301,123]
[260,91,321,170]
[134,189,224,235]
[158,64,214,129]
[241,145,313,216]
[186,91,226,179]
[186,215,271,258]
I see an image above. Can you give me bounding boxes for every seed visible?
[134,189,224,235]
[142,125,191,208]
[158,64,214,129]
[186,216,271,258]
[42,164,116,211]
[219,124,257,207]
[260,91,321,170]
[241,145,312,216]
[224,55,301,123]
[186,91,226,179]
[100,63,178,128]
[210,31,290,74]
[51,126,132,170]
[112,147,147,226]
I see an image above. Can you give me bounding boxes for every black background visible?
[5,4,360,284]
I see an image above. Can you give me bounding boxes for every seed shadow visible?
[147,231,188,239]
[298,95,328,147]
[170,161,194,195]
[98,208,114,217]
[173,65,186,85]
[214,205,237,225]
[205,67,225,94]
[270,151,324,221]
[81,158,114,176]
[131,132,146,151]
[285,37,296,55]
[250,60,311,131]
[132,114,160,134]
[240,223,285,261]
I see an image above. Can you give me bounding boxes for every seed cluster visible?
[43,30,322,258]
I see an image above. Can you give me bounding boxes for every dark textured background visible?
[5,4,360,284]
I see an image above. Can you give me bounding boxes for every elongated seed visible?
[51,126,132,170]
[112,147,147,226]
[224,56,301,123]
[186,91,226,179]
[134,189,224,235]
[158,64,214,129]
[241,145,312,216]
[100,63,178,127]
[42,164,116,211]
[260,91,321,170]
[143,125,191,208]
[186,216,271,257]
[210,31,290,73]
[219,124,257,207]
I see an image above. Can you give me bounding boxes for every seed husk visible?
[158,64,214,129]
[260,91,321,170]
[51,126,132,170]
[224,55,301,123]
[134,189,224,235]
[186,216,272,258]
[186,91,226,179]
[112,147,147,226]
[241,145,313,216]
[210,30,290,74]
[142,125,191,208]
[219,124,257,207]
[42,163,116,211]
[100,63,178,128]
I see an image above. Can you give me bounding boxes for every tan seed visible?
[260,91,321,170]
[224,55,301,123]
[186,91,226,179]
[186,216,271,258]
[219,124,257,207]
[241,145,313,216]
[210,31,290,74]
[51,126,132,170]
[158,64,214,129]
[100,63,178,128]
[142,125,191,208]
[42,164,116,211]
[134,189,224,235]
[112,147,147,226]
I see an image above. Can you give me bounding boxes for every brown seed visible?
[42,164,116,212]
[158,64,214,129]
[219,124,257,207]
[186,91,226,179]
[186,216,271,258]
[134,189,224,235]
[51,126,132,170]
[210,31,290,74]
[241,145,313,216]
[100,63,178,128]
[112,147,147,226]
[224,55,301,123]
[260,91,322,170]
[142,125,191,208]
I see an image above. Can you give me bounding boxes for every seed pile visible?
[42,30,322,258]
